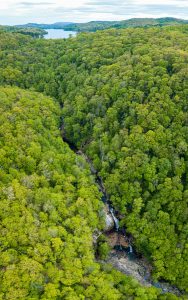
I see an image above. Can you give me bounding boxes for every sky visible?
[0,0,188,25]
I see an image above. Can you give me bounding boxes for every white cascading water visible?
[109,207,120,231]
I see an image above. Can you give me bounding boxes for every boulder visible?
[92,229,102,245]
[103,205,114,232]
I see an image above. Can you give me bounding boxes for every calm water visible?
[44,29,77,39]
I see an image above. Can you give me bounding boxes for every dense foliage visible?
[1,87,167,299]
[0,25,188,298]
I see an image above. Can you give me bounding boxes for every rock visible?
[152,282,182,296]
[106,253,181,296]
[93,229,102,245]
[103,205,114,232]
[107,254,152,287]
[105,213,114,231]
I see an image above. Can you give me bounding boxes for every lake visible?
[44,29,77,39]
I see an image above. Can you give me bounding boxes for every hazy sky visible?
[1,0,188,25]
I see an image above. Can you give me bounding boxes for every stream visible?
[62,130,183,297]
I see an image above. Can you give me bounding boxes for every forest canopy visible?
[0,25,188,299]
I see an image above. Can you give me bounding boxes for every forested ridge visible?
[0,25,46,38]
[0,25,188,299]
[19,17,188,32]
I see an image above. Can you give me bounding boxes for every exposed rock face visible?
[107,253,182,296]
[108,253,152,287]
[103,205,114,232]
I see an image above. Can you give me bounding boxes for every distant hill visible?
[16,17,188,32]
[0,25,46,38]
[17,22,73,29]
[63,17,188,32]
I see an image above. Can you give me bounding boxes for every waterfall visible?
[110,208,120,231]
[129,245,133,253]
